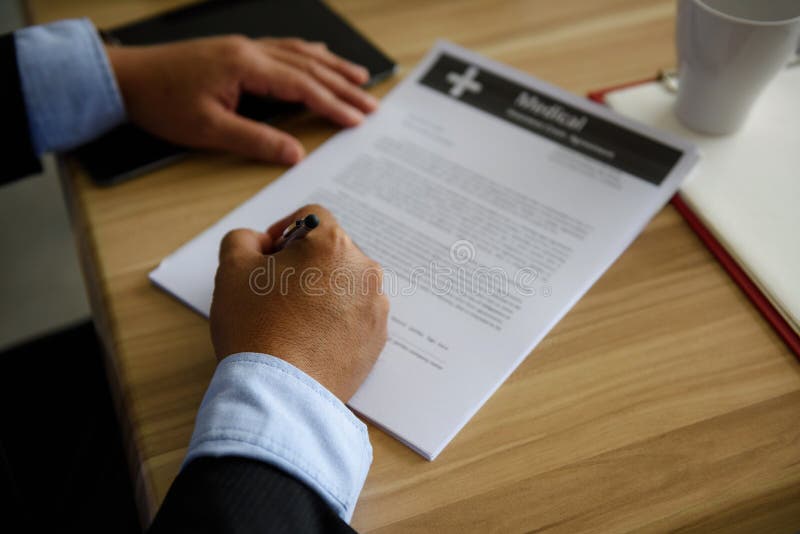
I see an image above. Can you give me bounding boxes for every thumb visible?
[219,228,273,262]
[205,105,305,164]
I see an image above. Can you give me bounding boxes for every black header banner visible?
[418,54,682,185]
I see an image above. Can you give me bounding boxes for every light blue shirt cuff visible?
[184,352,373,523]
[15,18,126,154]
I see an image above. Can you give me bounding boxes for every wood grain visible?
[27,1,800,532]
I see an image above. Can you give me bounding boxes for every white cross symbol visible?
[446,65,482,98]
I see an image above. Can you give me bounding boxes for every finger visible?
[259,46,378,113]
[203,104,305,164]
[266,212,297,242]
[219,228,272,262]
[261,38,370,85]
[243,60,365,127]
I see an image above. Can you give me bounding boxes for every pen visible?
[273,213,320,251]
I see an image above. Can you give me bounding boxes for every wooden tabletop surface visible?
[27,1,800,532]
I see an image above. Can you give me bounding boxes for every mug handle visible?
[794,36,800,66]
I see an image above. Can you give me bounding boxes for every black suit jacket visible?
[0,32,42,183]
[2,29,357,533]
[149,457,356,533]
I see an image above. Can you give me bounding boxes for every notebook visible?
[596,67,800,355]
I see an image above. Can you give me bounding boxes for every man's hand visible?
[210,205,389,402]
[106,37,378,165]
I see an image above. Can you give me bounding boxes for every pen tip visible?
[304,214,320,229]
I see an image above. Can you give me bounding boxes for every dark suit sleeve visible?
[0,32,42,184]
[147,456,357,534]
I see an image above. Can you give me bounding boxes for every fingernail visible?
[281,143,301,164]
[346,108,365,125]
[364,93,380,110]
[357,66,370,82]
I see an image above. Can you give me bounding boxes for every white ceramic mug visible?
[675,0,800,135]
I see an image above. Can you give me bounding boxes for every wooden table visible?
[27,1,800,532]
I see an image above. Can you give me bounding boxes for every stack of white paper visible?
[151,41,698,459]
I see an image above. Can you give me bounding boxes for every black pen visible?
[274,214,320,251]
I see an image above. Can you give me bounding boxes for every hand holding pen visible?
[211,204,389,402]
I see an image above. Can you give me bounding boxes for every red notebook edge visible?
[588,79,800,359]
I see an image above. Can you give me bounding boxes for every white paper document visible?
[151,41,698,460]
